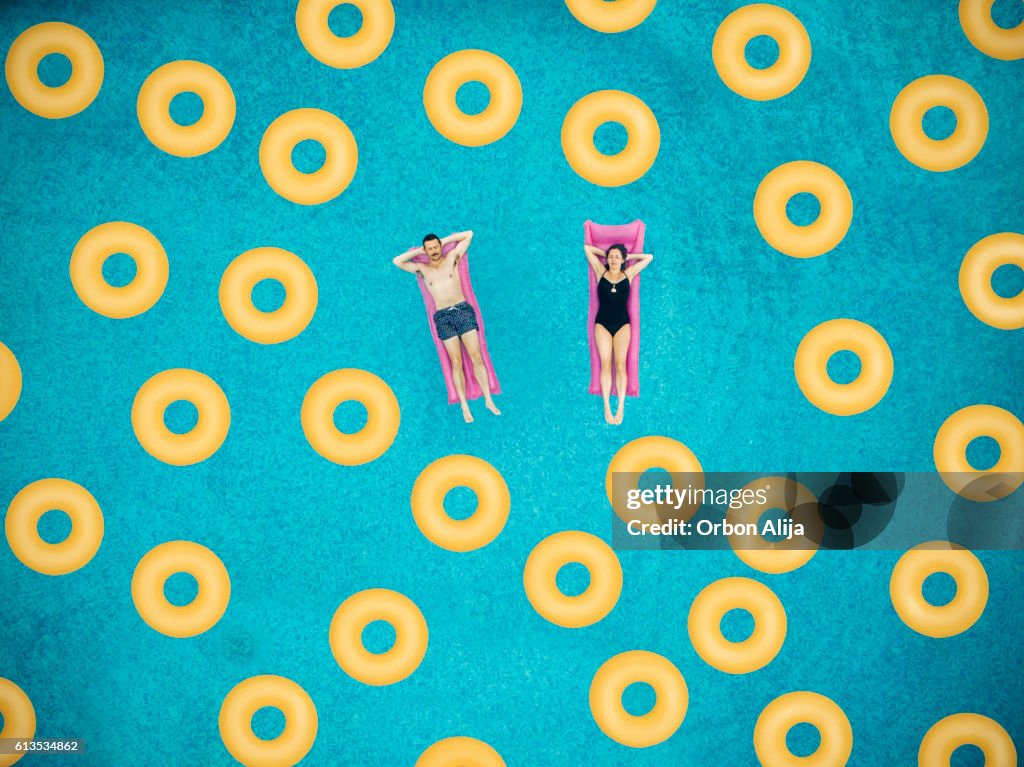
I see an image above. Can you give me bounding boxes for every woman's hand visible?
[625,253,653,280]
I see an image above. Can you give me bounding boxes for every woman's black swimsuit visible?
[595,271,631,336]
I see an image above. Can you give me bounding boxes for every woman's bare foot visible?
[604,404,614,424]
[461,404,474,423]
[613,406,624,425]
[485,398,501,415]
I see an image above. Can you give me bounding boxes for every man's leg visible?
[461,330,500,415]
[442,336,473,422]
[595,324,614,424]
[612,326,631,424]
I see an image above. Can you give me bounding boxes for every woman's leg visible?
[442,337,472,422]
[612,325,631,424]
[595,324,614,424]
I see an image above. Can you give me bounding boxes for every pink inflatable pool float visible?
[414,242,501,404]
[585,219,644,397]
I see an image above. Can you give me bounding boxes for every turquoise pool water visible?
[2,0,1022,764]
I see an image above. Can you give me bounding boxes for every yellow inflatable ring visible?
[687,577,786,674]
[416,736,505,767]
[136,60,235,157]
[131,368,231,466]
[890,542,988,638]
[219,675,317,767]
[296,0,395,69]
[5,22,103,119]
[131,540,231,638]
[606,435,703,526]
[794,318,893,416]
[411,454,510,552]
[890,75,988,172]
[301,368,400,466]
[423,49,522,147]
[329,588,428,686]
[728,477,821,574]
[523,531,623,628]
[934,404,1024,501]
[561,90,660,187]
[260,108,358,205]
[70,221,169,319]
[919,713,1017,766]
[589,650,688,748]
[0,678,36,767]
[712,4,812,101]
[5,478,103,576]
[219,247,318,344]
[753,160,853,258]
[563,0,657,33]
[0,342,22,423]
[754,691,853,767]
[959,0,1024,61]
[959,232,1024,330]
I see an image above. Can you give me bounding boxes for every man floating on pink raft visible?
[393,222,652,425]
[393,231,501,423]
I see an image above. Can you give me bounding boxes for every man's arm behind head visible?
[393,246,423,274]
[449,230,474,263]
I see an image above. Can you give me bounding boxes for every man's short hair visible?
[422,233,442,248]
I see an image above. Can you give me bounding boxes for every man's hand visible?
[441,230,472,245]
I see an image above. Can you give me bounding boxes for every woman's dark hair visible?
[607,244,627,260]
[422,233,442,248]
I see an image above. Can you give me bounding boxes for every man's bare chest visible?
[422,269,457,288]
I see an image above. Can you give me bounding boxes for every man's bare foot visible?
[461,404,474,423]
[485,399,501,416]
[604,406,614,424]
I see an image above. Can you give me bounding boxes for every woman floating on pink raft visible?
[584,220,653,425]
[393,221,651,426]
